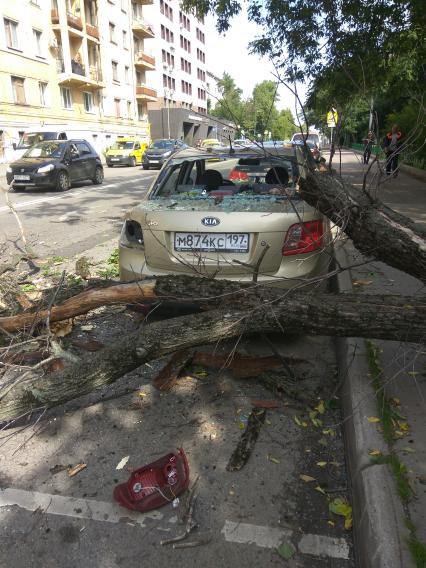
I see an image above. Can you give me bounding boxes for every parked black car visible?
[6,140,104,192]
[142,139,187,170]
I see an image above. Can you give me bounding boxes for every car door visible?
[76,142,93,179]
[65,144,82,181]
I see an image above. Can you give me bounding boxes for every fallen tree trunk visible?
[1,278,425,422]
[299,172,426,284]
[0,281,157,333]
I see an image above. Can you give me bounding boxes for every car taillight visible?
[282,220,324,256]
[125,220,144,245]
[229,169,249,182]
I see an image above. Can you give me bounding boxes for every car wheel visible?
[107,163,113,168]
[92,166,104,185]
[56,170,70,192]
[130,157,136,167]
[142,164,149,170]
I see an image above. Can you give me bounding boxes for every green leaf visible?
[276,542,295,559]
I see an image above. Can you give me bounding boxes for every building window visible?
[114,98,121,118]
[11,76,26,104]
[38,81,47,106]
[196,28,205,43]
[127,101,132,118]
[4,18,19,49]
[122,30,128,49]
[60,87,72,109]
[179,12,190,31]
[109,22,116,43]
[112,60,119,82]
[83,91,93,112]
[125,65,130,84]
[33,29,43,57]
[161,24,174,43]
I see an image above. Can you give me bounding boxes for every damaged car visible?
[119,146,331,289]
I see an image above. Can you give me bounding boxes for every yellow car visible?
[119,145,331,289]
[106,137,148,167]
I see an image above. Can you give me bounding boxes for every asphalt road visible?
[0,165,157,261]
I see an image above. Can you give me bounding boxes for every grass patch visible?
[408,535,426,568]
[365,340,394,444]
[98,248,119,279]
[20,283,36,292]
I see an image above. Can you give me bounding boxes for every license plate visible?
[149,160,159,164]
[14,175,30,181]
[174,232,249,253]
[110,158,120,162]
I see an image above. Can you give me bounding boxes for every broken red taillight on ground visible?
[113,448,190,512]
[282,220,324,256]
[229,169,249,182]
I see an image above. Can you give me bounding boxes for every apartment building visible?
[144,0,232,143]
[0,0,157,161]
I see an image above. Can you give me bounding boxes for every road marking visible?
[0,177,154,215]
[0,487,176,528]
[222,520,350,560]
[298,533,350,559]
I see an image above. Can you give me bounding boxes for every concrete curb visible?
[333,241,414,568]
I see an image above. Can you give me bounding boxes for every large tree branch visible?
[299,172,426,283]
[1,276,425,422]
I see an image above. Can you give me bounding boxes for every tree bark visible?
[1,277,425,422]
[299,172,426,283]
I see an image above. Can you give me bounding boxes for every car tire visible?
[107,163,113,168]
[92,166,104,185]
[130,157,136,167]
[56,170,70,192]
[142,164,149,170]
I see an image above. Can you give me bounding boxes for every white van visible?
[13,128,71,160]
[291,132,321,149]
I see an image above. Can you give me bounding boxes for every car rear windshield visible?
[23,142,65,159]
[150,140,174,149]
[112,141,134,149]
[151,154,301,202]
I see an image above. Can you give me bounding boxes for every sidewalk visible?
[334,150,426,567]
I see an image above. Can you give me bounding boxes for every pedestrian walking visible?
[362,131,375,164]
[383,124,402,177]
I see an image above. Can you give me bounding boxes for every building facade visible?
[0,0,157,161]
[143,0,230,143]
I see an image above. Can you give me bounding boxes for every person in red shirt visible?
[383,125,402,177]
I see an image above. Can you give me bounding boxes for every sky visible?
[205,11,308,117]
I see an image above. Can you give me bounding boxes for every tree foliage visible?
[210,74,297,140]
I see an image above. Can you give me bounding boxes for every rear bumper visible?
[119,243,331,290]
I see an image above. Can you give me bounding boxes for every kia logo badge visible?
[201,216,220,227]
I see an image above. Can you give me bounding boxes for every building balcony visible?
[132,17,155,39]
[134,51,155,70]
[56,58,104,90]
[133,0,153,4]
[51,9,84,37]
[86,23,100,40]
[136,85,157,101]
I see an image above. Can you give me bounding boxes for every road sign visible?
[327,109,339,127]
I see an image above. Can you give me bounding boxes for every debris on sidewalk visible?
[153,350,193,391]
[161,476,201,547]
[68,463,87,477]
[192,351,284,378]
[227,408,266,471]
[116,456,130,470]
[250,398,280,409]
[113,448,190,512]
